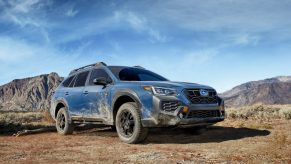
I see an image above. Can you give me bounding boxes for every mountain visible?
[221,76,291,107]
[0,73,63,111]
[1,73,291,111]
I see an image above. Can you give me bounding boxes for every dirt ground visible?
[0,119,290,163]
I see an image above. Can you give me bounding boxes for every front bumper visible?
[141,95,225,127]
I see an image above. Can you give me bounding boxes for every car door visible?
[82,69,113,120]
[65,71,90,117]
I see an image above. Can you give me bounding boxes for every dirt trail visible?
[0,119,290,163]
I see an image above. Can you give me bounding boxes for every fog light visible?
[182,106,189,113]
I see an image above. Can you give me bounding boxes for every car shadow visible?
[144,126,271,144]
[73,124,118,137]
[0,124,271,144]
[0,123,55,136]
[73,125,271,144]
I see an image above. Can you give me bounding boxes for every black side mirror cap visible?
[93,77,108,86]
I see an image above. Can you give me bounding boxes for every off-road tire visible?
[56,107,74,135]
[116,102,149,144]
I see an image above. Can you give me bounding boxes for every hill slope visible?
[0,73,63,111]
[221,76,291,107]
[1,73,291,110]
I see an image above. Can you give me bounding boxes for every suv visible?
[50,62,225,143]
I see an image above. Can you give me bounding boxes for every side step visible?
[71,116,112,125]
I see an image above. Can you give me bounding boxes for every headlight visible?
[143,86,177,96]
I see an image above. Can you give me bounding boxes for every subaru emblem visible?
[199,89,209,97]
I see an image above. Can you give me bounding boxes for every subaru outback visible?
[50,62,225,144]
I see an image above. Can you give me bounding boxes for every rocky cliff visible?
[0,73,63,111]
[221,76,291,107]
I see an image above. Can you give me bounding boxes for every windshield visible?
[108,66,168,81]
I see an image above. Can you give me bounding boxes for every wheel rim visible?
[118,110,135,137]
[57,113,66,131]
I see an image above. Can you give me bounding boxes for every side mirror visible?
[93,77,108,86]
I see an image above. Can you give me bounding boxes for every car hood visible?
[119,81,214,90]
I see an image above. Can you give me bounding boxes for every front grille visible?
[161,101,180,112]
[187,110,220,119]
[184,89,218,104]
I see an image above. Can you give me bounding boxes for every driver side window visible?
[89,69,112,86]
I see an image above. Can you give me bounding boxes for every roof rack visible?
[133,65,145,69]
[69,62,107,75]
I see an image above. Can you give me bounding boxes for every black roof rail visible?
[133,65,145,69]
[69,62,107,75]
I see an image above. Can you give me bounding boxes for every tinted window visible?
[74,71,89,87]
[69,76,76,88]
[62,76,74,87]
[109,66,168,81]
[89,69,112,85]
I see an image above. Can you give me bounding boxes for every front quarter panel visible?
[111,83,153,118]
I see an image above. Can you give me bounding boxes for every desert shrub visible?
[42,110,55,124]
[227,104,291,120]
[0,112,44,124]
[279,108,291,119]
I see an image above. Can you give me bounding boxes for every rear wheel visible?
[56,107,74,135]
[115,102,149,144]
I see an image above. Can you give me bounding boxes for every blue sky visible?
[1,0,291,92]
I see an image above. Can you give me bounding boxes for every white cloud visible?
[233,34,260,45]
[1,0,291,91]
[107,40,121,51]
[9,0,40,13]
[183,50,218,65]
[115,11,145,31]
[3,0,41,26]
[0,36,98,84]
[0,0,51,42]
[112,0,290,48]
[0,37,37,62]
[148,28,168,43]
[65,6,78,17]
[104,48,218,82]
[114,11,168,43]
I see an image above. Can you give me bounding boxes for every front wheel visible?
[56,107,74,135]
[115,102,149,144]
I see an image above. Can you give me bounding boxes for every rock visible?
[0,73,63,111]
[220,76,291,107]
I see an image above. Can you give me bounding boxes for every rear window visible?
[74,71,89,87]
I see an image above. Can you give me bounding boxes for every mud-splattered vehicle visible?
[50,62,225,144]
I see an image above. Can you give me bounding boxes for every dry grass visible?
[0,108,290,163]
[0,111,44,124]
[226,104,291,120]
[0,110,54,125]
[0,111,55,136]
[0,119,290,163]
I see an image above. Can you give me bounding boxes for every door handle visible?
[65,92,69,96]
[83,91,89,95]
